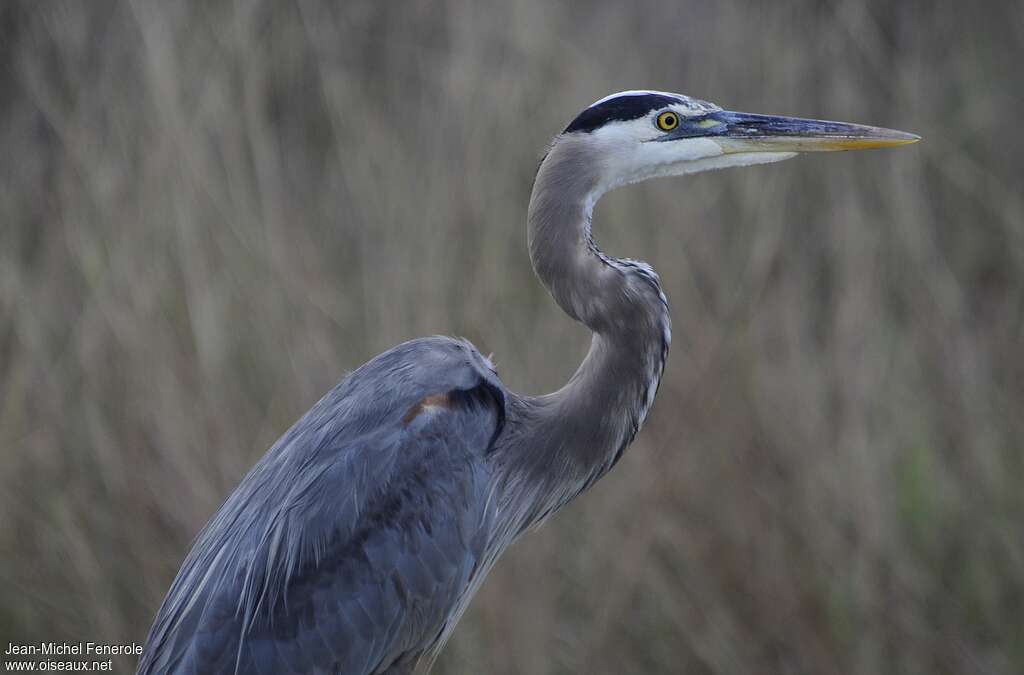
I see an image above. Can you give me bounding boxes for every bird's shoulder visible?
[305,335,505,442]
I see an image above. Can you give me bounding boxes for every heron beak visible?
[697,110,920,153]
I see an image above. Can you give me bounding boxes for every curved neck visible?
[501,135,671,528]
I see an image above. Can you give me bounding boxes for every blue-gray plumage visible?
[139,90,918,674]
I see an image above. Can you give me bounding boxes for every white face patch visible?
[586,118,724,192]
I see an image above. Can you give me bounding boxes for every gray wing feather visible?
[138,337,505,675]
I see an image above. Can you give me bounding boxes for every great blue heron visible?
[138,90,917,674]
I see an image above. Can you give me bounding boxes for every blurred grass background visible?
[1,1,1023,673]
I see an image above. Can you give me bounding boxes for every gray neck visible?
[497,135,671,530]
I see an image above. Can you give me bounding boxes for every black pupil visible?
[664,115,674,126]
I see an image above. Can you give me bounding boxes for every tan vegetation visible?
[1,1,1022,673]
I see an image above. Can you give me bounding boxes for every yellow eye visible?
[656,111,679,131]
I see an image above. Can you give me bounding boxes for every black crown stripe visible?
[563,94,682,134]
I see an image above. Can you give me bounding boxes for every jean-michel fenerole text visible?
[5,642,143,657]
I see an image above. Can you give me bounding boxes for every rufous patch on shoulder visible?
[402,393,451,425]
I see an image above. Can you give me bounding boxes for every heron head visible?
[559,90,919,192]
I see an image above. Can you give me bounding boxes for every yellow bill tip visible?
[809,131,921,151]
